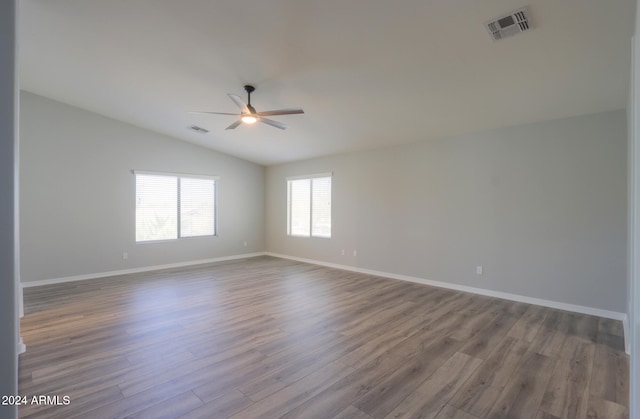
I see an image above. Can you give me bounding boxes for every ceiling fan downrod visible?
[244,85,256,113]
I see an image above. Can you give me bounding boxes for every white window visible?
[135,171,217,242]
[287,173,332,238]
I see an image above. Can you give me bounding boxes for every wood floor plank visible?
[336,314,424,369]
[71,379,196,419]
[334,405,375,419]
[507,305,550,343]
[239,346,351,402]
[17,256,629,419]
[538,336,595,418]
[383,352,482,419]
[459,301,529,360]
[118,349,265,398]
[237,328,376,402]
[386,296,482,360]
[449,336,529,417]
[566,313,599,343]
[355,335,466,418]
[179,389,252,419]
[598,317,624,338]
[129,390,203,419]
[484,351,556,419]
[280,352,406,419]
[227,358,355,419]
[19,385,123,419]
[528,310,572,357]
[589,333,630,407]
[595,330,626,353]
[435,405,481,419]
[586,396,629,419]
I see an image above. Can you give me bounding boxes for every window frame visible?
[134,170,219,243]
[286,172,332,238]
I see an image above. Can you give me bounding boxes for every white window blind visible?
[311,177,331,238]
[180,177,216,237]
[287,174,331,238]
[135,172,217,242]
[136,174,178,242]
[289,179,311,236]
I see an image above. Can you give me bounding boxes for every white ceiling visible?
[19,0,636,166]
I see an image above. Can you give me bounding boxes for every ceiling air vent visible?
[485,7,531,41]
[188,125,209,134]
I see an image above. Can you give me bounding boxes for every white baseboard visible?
[266,252,630,352]
[21,252,267,288]
[17,337,25,355]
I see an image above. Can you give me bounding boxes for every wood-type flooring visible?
[18,256,629,418]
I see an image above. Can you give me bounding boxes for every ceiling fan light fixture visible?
[241,115,258,124]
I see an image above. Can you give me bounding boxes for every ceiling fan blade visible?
[259,117,288,130]
[228,94,250,113]
[189,111,239,116]
[257,108,304,117]
[225,120,242,130]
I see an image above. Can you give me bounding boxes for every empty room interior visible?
[3,1,640,418]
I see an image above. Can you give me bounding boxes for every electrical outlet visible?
[123,252,128,260]
[341,249,345,256]
[476,265,483,275]
[243,241,247,247]
[353,250,357,257]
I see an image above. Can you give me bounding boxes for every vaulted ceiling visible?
[19,0,636,165]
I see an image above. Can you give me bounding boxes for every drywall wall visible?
[630,9,639,416]
[266,110,628,313]
[0,0,18,417]
[20,92,265,283]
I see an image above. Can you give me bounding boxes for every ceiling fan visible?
[192,85,304,130]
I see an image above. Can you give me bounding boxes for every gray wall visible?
[20,92,265,283]
[1,0,18,417]
[266,110,628,313]
[629,5,639,416]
